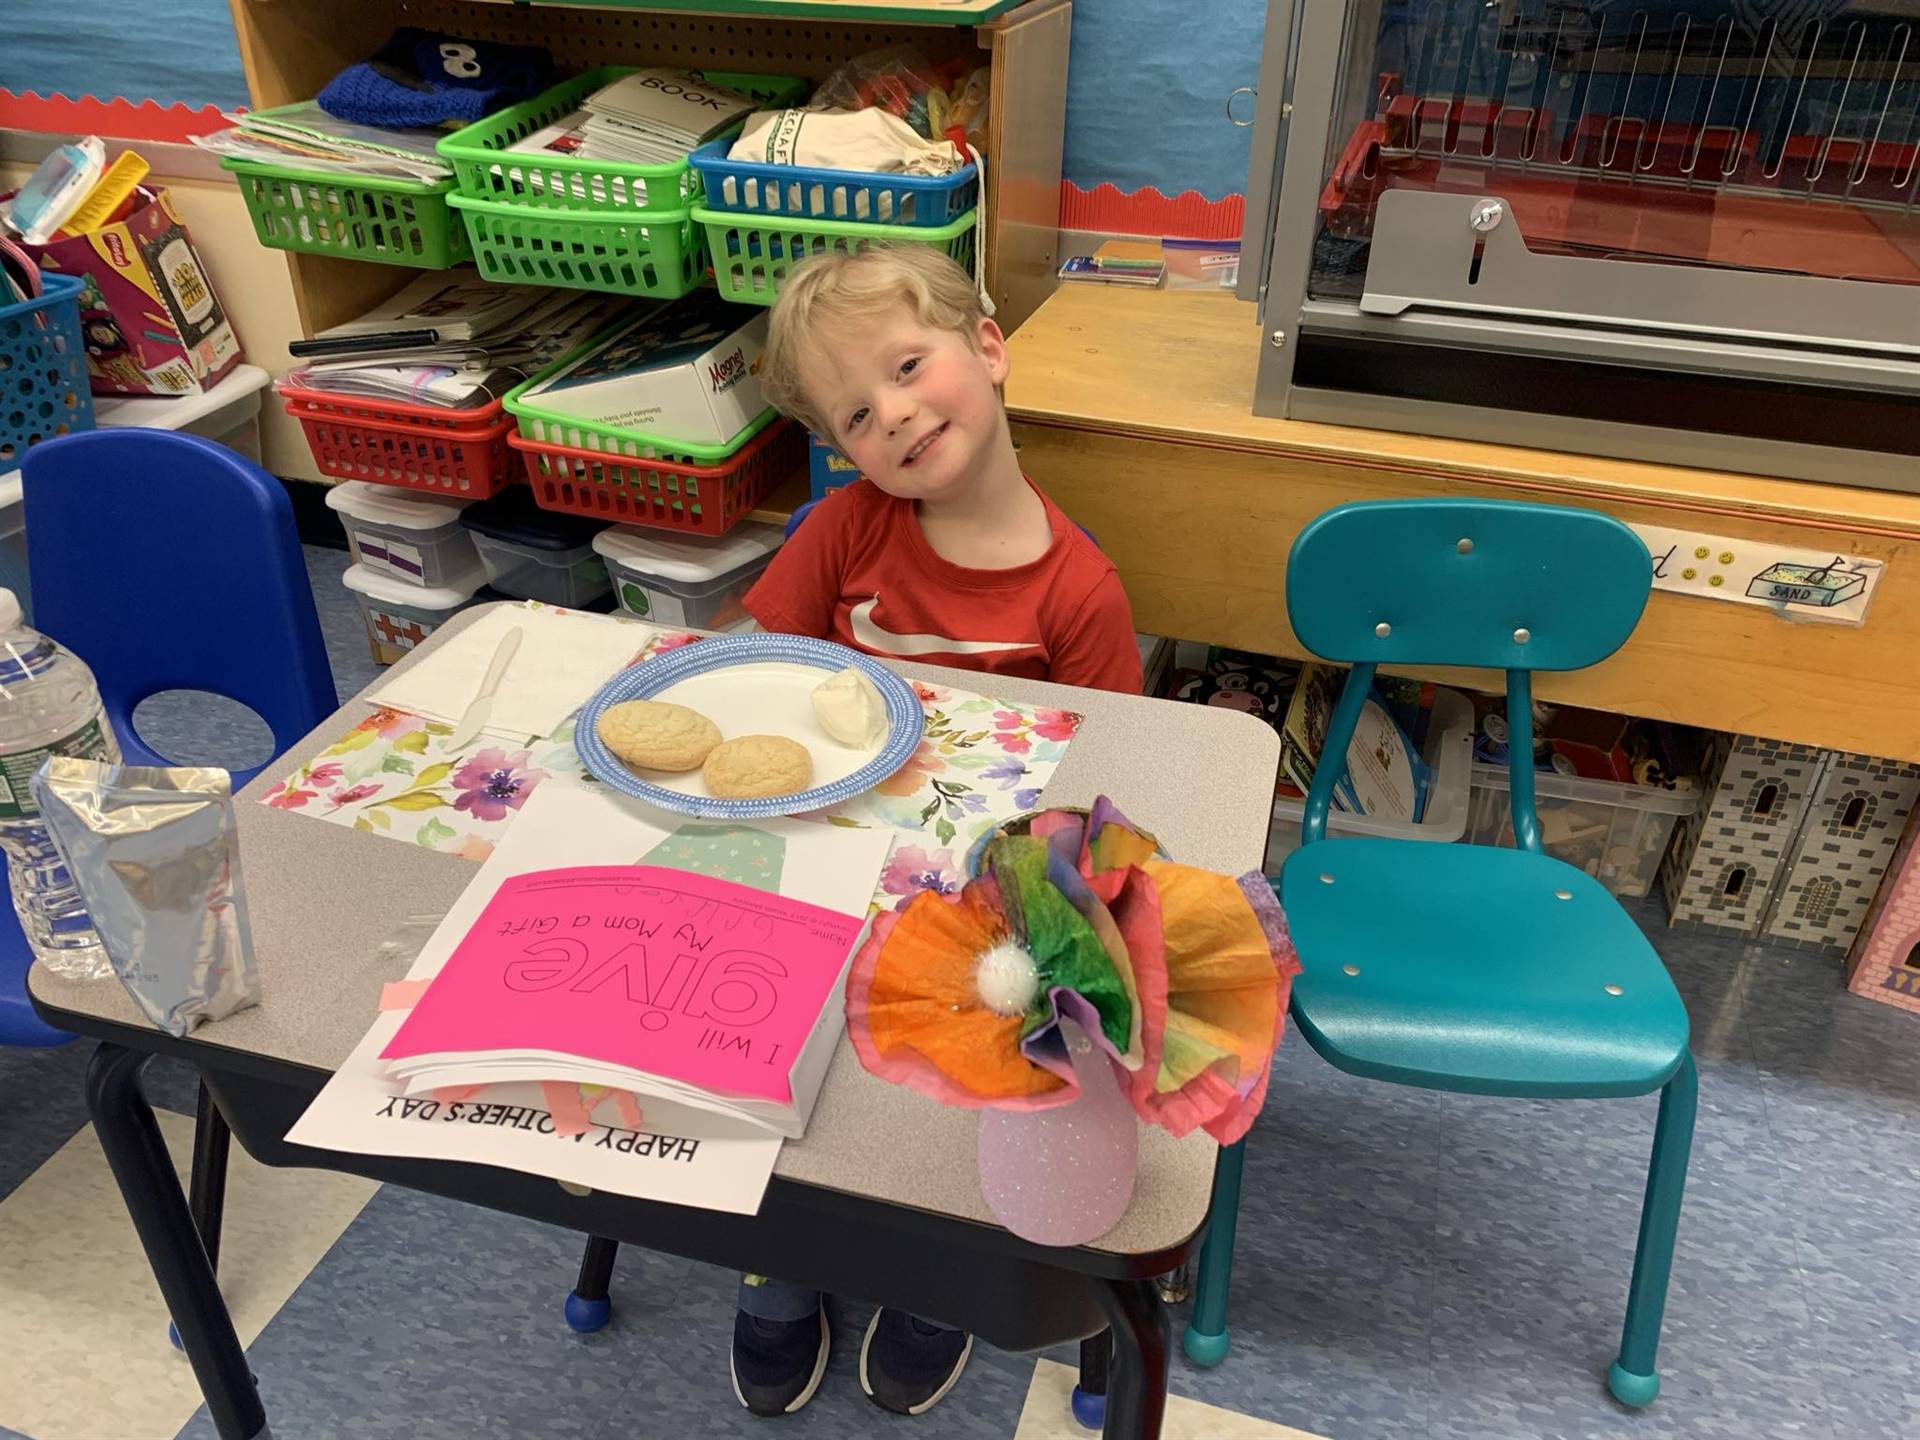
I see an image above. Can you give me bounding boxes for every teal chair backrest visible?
[1286,499,1652,852]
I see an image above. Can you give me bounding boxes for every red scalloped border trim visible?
[1059,181,1244,241]
[0,91,238,144]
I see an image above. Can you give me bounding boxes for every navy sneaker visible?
[731,1300,831,1417]
[858,1309,973,1415]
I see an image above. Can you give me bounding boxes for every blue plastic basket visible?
[0,272,94,478]
[687,139,978,228]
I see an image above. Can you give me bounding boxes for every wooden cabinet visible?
[224,0,1072,338]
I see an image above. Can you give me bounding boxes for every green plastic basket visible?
[690,206,979,306]
[503,333,778,462]
[221,159,470,268]
[447,193,703,298]
[438,67,809,216]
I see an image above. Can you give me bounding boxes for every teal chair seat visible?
[1281,841,1688,1098]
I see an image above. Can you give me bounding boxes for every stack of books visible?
[509,68,757,172]
[286,270,639,409]
[1058,240,1168,288]
[193,101,450,182]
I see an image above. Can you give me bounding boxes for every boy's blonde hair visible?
[760,245,988,440]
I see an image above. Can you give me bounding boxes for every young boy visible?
[743,246,1142,694]
[726,249,1141,1419]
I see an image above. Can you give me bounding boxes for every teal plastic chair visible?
[1185,498,1694,1409]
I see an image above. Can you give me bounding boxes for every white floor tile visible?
[1013,1357,1328,1440]
[0,1108,377,1440]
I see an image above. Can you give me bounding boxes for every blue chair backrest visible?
[1285,498,1651,851]
[22,429,338,789]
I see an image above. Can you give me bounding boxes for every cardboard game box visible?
[523,292,768,446]
[27,187,242,396]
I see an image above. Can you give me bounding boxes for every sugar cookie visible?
[596,700,722,773]
[703,734,814,799]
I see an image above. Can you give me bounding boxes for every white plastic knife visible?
[445,624,524,752]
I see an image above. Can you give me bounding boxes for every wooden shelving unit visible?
[226,0,1073,338]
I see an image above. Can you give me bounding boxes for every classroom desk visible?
[1004,284,1920,764]
[31,605,1281,1440]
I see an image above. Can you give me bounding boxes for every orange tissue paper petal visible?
[845,886,1070,1109]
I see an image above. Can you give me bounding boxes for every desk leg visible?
[87,1044,268,1440]
[1095,1280,1168,1440]
[190,1082,232,1273]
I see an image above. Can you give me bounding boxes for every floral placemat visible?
[263,648,1082,907]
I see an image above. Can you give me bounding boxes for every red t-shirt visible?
[744,480,1143,693]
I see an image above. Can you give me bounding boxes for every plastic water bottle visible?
[0,588,120,978]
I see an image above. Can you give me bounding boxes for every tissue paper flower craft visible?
[844,797,1298,1242]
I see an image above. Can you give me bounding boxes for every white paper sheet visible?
[287,785,895,1213]
[365,604,668,739]
[1630,523,1885,627]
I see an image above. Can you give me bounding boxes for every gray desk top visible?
[33,605,1280,1256]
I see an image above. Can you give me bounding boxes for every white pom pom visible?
[974,941,1041,1017]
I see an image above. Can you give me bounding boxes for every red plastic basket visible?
[286,402,518,499]
[507,420,802,537]
[279,379,508,434]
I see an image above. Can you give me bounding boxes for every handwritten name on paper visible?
[381,867,865,1104]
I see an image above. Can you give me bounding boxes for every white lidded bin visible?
[1265,686,1475,873]
[0,472,28,624]
[341,561,488,667]
[325,480,480,587]
[458,487,611,608]
[1466,763,1701,899]
[92,363,272,466]
[591,520,783,629]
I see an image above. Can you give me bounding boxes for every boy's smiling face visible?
[808,304,1010,504]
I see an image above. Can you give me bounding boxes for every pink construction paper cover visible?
[381,866,866,1105]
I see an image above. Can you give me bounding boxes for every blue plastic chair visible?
[23,429,336,784]
[1184,499,1695,1408]
[17,427,339,1323]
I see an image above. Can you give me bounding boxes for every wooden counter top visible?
[1004,285,1920,541]
[1001,283,1920,762]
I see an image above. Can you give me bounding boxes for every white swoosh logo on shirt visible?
[848,596,1033,656]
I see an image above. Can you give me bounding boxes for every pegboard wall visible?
[404,2,978,78]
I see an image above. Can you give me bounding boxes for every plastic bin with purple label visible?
[591,519,781,629]
[325,481,480,587]
[341,562,489,667]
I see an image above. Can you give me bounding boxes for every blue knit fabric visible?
[317,28,550,129]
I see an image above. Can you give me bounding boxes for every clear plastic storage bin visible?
[340,562,488,667]
[458,487,611,607]
[1465,763,1702,898]
[1266,687,1474,872]
[93,363,271,466]
[591,520,781,629]
[325,481,479,586]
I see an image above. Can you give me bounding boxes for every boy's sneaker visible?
[858,1308,973,1415]
[731,1300,831,1417]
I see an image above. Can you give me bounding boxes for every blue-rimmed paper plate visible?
[574,634,925,819]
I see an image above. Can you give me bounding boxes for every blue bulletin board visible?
[1,0,249,112]
[2,0,1267,230]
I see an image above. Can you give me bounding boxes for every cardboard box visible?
[26,187,242,396]
[523,292,768,446]
[808,432,862,499]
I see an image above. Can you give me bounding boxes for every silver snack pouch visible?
[31,758,259,1036]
